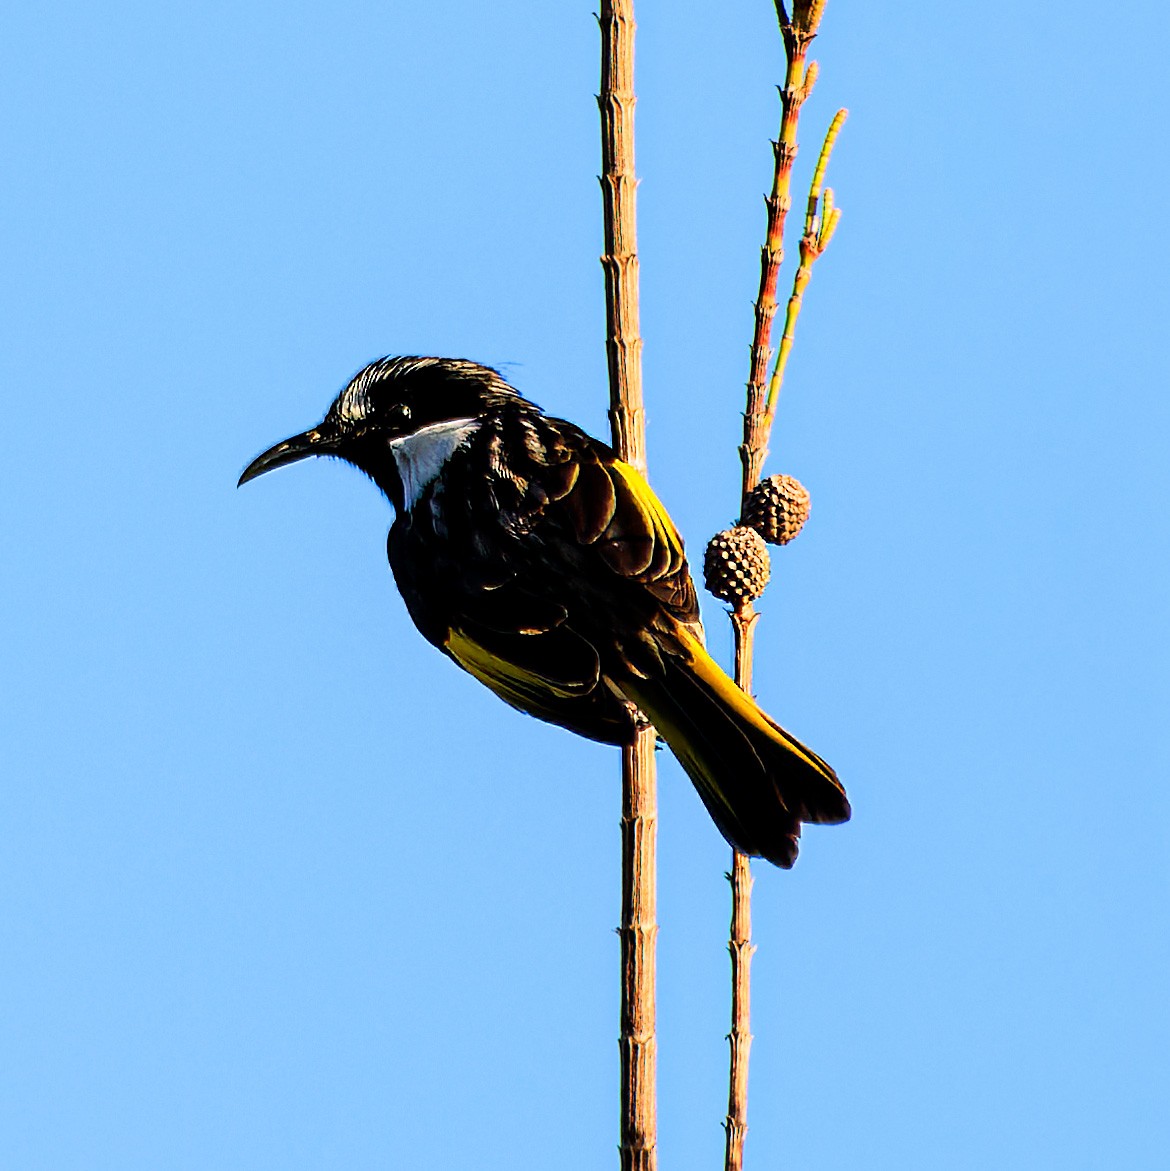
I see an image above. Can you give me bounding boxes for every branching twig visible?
[741,2,823,504]
[599,3,657,1169]
[764,110,846,424]
[724,7,843,1170]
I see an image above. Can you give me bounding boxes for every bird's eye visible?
[396,404,412,423]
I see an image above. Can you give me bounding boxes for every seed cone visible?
[743,473,811,546]
[704,526,771,604]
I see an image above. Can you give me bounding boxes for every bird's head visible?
[238,356,520,504]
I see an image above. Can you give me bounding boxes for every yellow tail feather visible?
[619,624,848,867]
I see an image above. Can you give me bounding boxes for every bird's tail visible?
[619,626,849,868]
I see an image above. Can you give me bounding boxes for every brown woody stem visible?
[727,12,841,1171]
[600,0,646,478]
[726,13,817,1171]
[599,3,657,1169]
[741,11,817,507]
[724,606,759,1171]
[619,729,658,1171]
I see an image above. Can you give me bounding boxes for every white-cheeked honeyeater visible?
[239,357,849,866]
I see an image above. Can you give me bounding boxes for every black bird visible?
[239,357,849,866]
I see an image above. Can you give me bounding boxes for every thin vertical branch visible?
[619,728,657,1171]
[725,7,840,1171]
[600,0,646,476]
[599,3,657,1170]
[724,611,759,1171]
[740,8,819,505]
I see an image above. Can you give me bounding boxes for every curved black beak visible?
[237,428,335,487]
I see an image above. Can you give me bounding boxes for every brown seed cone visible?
[743,473,811,546]
[704,526,771,604]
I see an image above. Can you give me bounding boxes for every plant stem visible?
[764,109,846,422]
[726,9,839,1170]
[726,15,811,1171]
[600,0,646,477]
[620,730,658,1171]
[741,13,817,504]
[599,3,657,1168]
[724,607,759,1171]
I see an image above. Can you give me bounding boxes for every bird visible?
[238,356,849,866]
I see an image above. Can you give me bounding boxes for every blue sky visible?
[3,2,1168,1167]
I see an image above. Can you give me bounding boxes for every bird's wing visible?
[441,620,635,746]
[385,410,700,742]
[388,514,636,746]
[530,418,701,628]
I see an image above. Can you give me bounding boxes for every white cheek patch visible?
[389,417,480,508]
